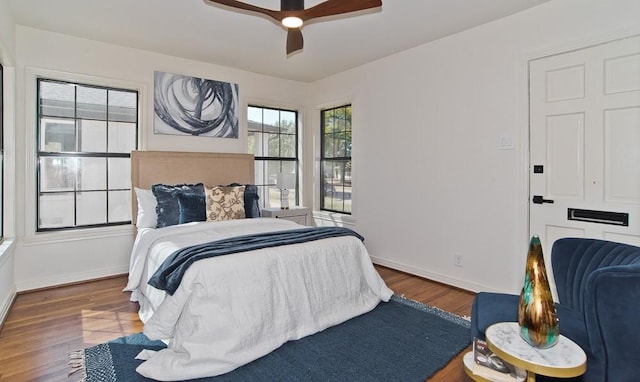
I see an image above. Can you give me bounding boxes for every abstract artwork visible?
[154,71,239,138]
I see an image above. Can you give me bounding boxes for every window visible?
[247,105,298,208]
[321,104,352,214]
[36,78,138,231]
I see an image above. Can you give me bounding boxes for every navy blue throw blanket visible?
[149,227,364,295]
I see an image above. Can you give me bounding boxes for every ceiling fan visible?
[207,0,382,55]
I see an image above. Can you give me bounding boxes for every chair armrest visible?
[552,238,640,310]
[583,263,640,381]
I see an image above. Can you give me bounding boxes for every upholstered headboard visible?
[130,151,255,225]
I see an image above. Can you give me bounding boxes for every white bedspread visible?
[124,218,393,381]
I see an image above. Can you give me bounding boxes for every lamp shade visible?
[276,173,296,190]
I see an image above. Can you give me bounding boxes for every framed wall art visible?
[154,71,239,138]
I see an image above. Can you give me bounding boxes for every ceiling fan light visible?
[282,16,303,28]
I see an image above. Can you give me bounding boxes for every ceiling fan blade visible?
[286,28,304,55]
[300,0,382,21]
[207,0,281,22]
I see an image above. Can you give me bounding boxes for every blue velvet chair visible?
[470,238,640,382]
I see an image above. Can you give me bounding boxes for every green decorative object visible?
[518,235,559,348]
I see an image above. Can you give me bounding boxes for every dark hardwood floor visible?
[0,265,475,381]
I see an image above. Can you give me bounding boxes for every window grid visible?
[36,78,138,232]
[247,105,298,209]
[320,104,352,214]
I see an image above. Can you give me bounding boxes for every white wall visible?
[8,0,640,295]
[307,0,640,294]
[0,0,17,324]
[0,1,16,62]
[13,26,309,290]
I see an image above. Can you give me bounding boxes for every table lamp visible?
[276,173,296,209]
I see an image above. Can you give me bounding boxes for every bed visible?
[124,151,393,381]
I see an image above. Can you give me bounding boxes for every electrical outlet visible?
[454,254,463,267]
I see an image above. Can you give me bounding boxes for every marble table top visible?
[486,322,586,377]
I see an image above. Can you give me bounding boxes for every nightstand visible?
[261,207,311,226]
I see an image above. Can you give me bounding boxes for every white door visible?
[529,35,640,273]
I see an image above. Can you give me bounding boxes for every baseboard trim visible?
[16,265,130,292]
[0,286,17,332]
[17,272,129,295]
[370,256,495,294]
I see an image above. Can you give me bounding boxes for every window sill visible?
[22,224,135,246]
[312,210,356,227]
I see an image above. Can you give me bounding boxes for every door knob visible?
[532,195,554,204]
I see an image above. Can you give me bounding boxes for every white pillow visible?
[134,187,157,229]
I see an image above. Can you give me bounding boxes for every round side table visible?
[484,322,586,381]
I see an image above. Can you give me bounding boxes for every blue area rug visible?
[71,296,470,381]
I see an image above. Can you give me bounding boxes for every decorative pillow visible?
[134,187,158,229]
[243,184,261,218]
[175,191,206,224]
[226,183,261,218]
[152,183,205,228]
[205,185,246,221]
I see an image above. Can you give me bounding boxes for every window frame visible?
[247,104,299,209]
[320,104,352,215]
[35,77,139,232]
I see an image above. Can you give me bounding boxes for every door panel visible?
[604,232,640,246]
[529,35,640,274]
[545,64,585,102]
[546,113,584,200]
[603,53,640,94]
[605,107,640,203]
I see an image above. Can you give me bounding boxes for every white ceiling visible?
[7,0,550,82]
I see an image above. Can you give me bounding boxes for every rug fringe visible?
[68,349,87,382]
[391,294,471,327]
